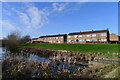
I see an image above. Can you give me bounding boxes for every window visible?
[101,33,106,36]
[56,37,58,39]
[73,39,76,42]
[83,39,86,41]
[104,39,107,41]
[60,37,63,39]
[86,34,90,37]
[71,40,74,42]
[52,40,54,43]
[68,36,71,38]
[74,35,78,38]
[92,34,96,37]
[92,39,97,41]
[79,35,82,37]
[68,40,71,42]
[101,39,107,42]
[82,39,85,41]
[79,40,82,42]
[97,39,101,41]
[58,40,60,43]
[86,39,91,41]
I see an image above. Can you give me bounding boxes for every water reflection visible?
[2,47,88,78]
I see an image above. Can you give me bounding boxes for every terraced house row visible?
[31,29,120,44]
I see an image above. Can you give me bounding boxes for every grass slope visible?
[22,43,119,58]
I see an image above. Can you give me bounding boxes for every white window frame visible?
[86,34,90,37]
[92,39,97,41]
[58,40,60,43]
[101,39,107,42]
[56,37,58,39]
[67,40,70,42]
[79,40,82,42]
[92,34,96,37]
[101,33,106,36]
[74,35,78,38]
[68,36,71,38]
[97,39,101,41]
[58,36,62,39]
[86,39,91,41]
[79,35,82,37]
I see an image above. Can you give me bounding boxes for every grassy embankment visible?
[22,43,119,58]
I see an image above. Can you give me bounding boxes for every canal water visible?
[1,47,87,78]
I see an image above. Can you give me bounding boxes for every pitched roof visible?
[39,34,67,38]
[31,38,38,40]
[68,29,108,35]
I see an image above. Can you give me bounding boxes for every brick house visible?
[37,34,67,43]
[31,38,41,43]
[110,33,120,43]
[67,29,110,43]
[31,29,120,44]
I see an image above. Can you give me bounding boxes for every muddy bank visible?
[20,47,95,64]
[2,54,89,79]
[1,54,105,79]
[3,56,118,79]
[2,47,119,79]
[20,47,120,64]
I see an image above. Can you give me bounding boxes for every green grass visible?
[90,64,119,78]
[22,43,120,58]
[103,67,120,78]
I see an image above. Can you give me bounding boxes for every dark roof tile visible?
[68,30,108,35]
[39,34,67,38]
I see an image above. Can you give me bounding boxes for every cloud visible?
[19,12,30,26]
[52,3,68,12]
[2,9,12,16]
[2,2,50,38]
[13,4,49,30]
[27,6,43,28]
[1,20,19,31]
[1,20,21,38]
[8,2,69,31]
[2,2,85,38]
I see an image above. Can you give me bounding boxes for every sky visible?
[1,2,118,39]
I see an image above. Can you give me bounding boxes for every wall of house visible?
[38,36,64,43]
[110,33,119,41]
[67,32,108,43]
[31,30,120,44]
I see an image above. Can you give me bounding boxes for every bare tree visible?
[20,35,31,43]
[3,31,21,52]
